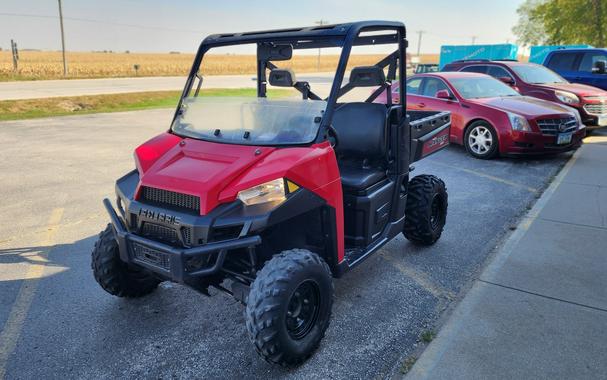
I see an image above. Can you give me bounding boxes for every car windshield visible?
[511,64,567,84]
[449,76,520,99]
[173,97,326,146]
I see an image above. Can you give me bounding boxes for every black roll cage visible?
[171,21,407,142]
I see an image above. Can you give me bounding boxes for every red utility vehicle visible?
[92,21,451,366]
[379,72,585,159]
[443,59,607,131]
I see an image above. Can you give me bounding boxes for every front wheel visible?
[91,224,160,297]
[245,249,333,367]
[403,175,448,245]
[464,121,499,159]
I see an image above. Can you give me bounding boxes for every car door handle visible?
[418,103,426,108]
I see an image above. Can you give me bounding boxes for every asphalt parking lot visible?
[0,109,571,379]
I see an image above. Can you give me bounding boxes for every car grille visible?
[181,227,193,246]
[583,102,607,115]
[141,222,179,245]
[536,117,578,136]
[132,243,171,271]
[140,186,200,213]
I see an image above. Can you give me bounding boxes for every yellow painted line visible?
[381,254,455,300]
[431,161,539,193]
[0,208,64,379]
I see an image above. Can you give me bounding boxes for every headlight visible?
[237,178,286,206]
[507,112,531,131]
[555,90,580,105]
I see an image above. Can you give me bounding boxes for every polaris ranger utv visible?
[92,21,451,366]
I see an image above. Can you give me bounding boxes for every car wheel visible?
[245,249,333,367]
[464,121,499,159]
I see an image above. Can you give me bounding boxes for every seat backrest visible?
[332,102,388,161]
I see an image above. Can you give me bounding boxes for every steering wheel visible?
[326,125,339,149]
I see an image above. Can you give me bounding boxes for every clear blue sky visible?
[0,0,525,53]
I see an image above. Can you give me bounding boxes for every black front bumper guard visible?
[103,198,261,283]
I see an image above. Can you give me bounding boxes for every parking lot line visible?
[381,254,455,300]
[430,161,539,193]
[0,208,64,380]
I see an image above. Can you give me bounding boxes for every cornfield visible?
[0,51,439,81]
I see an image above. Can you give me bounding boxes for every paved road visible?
[0,73,335,100]
[0,109,569,379]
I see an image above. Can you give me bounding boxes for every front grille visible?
[141,222,179,245]
[536,117,577,136]
[132,243,171,270]
[583,103,607,115]
[140,186,200,213]
[210,225,243,242]
[181,227,192,246]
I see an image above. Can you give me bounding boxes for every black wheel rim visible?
[430,194,442,230]
[286,280,321,340]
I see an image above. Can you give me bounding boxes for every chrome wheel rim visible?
[468,126,493,155]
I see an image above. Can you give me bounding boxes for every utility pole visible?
[58,0,68,76]
[416,30,425,57]
[11,40,19,72]
[315,19,328,71]
[471,35,477,45]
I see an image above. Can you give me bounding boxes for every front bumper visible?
[104,198,261,283]
[503,129,585,156]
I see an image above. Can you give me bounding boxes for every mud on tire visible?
[403,175,448,245]
[91,224,160,297]
[245,249,333,367]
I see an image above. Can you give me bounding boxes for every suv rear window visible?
[547,53,579,71]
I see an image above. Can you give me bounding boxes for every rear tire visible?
[464,121,499,159]
[245,249,333,367]
[403,175,448,245]
[92,224,160,297]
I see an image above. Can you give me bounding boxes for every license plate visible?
[557,132,573,145]
[598,115,607,126]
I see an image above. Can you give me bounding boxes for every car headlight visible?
[507,112,531,131]
[237,178,287,206]
[555,90,580,105]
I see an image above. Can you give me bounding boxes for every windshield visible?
[450,76,520,99]
[173,97,326,145]
[511,64,567,84]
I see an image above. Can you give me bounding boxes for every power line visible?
[0,12,206,34]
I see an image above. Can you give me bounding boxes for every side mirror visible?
[498,76,515,86]
[592,60,607,74]
[436,90,453,100]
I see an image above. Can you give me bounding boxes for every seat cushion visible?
[339,164,386,190]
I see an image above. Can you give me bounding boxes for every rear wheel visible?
[403,175,448,245]
[245,249,333,367]
[91,224,160,297]
[464,121,499,159]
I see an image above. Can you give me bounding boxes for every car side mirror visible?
[436,90,453,100]
[592,60,607,74]
[498,76,515,86]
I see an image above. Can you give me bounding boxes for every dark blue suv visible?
[543,49,607,90]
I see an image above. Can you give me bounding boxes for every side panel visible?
[219,141,345,263]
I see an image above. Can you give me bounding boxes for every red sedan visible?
[381,72,586,159]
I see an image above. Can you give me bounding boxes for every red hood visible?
[135,134,275,214]
[533,82,607,98]
[473,96,574,118]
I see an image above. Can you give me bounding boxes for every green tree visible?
[513,0,548,46]
[531,0,607,46]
